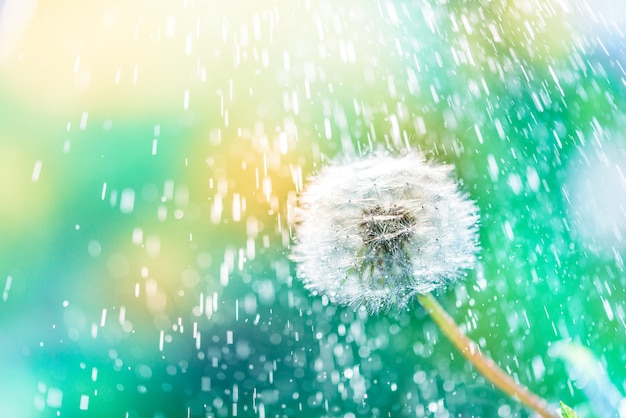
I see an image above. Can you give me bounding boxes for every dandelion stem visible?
[417,293,558,418]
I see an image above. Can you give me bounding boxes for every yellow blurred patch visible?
[2,0,208,114]
[0,140,55,233]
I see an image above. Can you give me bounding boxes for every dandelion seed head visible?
[290,151,480,313]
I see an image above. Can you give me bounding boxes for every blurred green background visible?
[1,0,625,416]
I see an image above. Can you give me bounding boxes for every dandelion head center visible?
[360,205,415,251]
[357,204,416,285]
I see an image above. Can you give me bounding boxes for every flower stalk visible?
[417,293,558,418]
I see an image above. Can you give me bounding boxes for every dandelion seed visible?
[290,151,480,313]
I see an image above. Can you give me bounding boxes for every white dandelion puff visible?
[291,151,480,313]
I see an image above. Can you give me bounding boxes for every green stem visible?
[417,293,557,418]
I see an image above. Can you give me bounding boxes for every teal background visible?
[0,0,624,416]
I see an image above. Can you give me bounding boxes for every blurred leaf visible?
[560,401,579,418]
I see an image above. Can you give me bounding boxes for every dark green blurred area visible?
[1,0,625,417]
